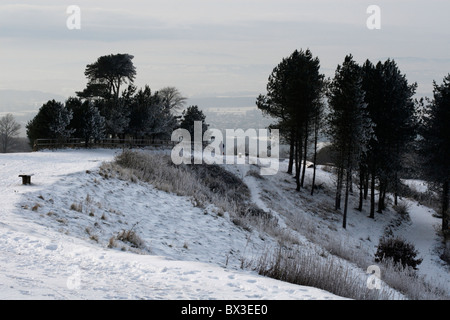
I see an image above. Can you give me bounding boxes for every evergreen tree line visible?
[257,49,450,231]
[27,53,208,148]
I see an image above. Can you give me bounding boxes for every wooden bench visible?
[19,175,32,185]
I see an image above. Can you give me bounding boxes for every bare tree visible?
[0,113,21,153]
[158,87,187,112]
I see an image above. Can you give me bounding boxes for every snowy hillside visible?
[0,149,343,300]
[0,149,448,300]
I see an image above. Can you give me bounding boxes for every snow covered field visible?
[0,149,448,300]
[0,149,344,300]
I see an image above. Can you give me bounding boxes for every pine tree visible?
[78,53,136,102]
[379,60,417,208]
[128,86,178,140]
[49,102,74,140]
[77,54,137,139]
[179,105,209,138]
[66,97,84,137]
[128,86,156,138]
[361,60,382,218]
[327,55,374,228]
[97,98,130,139]
[420,74,450,231]
[310,97,326,195]
[362,59,417,217]
[80,101,106,147]
[256,56,295,173]
[257,49,325,191]
[26,100,74,146]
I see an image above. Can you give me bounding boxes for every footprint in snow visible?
[45,244,58,251]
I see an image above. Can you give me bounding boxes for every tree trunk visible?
[343,167,351,229]
[394,171,398,206]
[335,166,343,210]
[311,126,318,196]
[377,179,386,213]
[349,168,353,193]
[300,123,308,188]
[377,180,383,213]
[442,180,449,231]
[287,132,294,174]
[295,137,302,191]
[1,138,7,153]
[369,169,375,219]
[364,172,369,200]
[358,165,364,211]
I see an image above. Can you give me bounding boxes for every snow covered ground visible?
[227,156,450,297]
[0,149,344,300]
[0,149,448,300]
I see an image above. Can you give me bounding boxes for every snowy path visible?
[0,149,344,300]
[397,200,450,289]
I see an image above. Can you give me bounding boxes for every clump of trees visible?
[26,53,204,148]
[326,55,375,228]
[419,74,450,233]
[257,49,449,234]
[256,49,326,193]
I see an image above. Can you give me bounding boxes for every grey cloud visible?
[0,1,449,102]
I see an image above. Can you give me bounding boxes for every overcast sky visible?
[0,0,449,106]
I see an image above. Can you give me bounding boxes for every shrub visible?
[246,168,265,180]
[256,246,393,300]
[375,236,423,270]
[393,201,410,216]
[189,162,250,203]
[70,202,83,212]
[241,203,272,220]
[115,229,144,249]
[380,258,448,300]
[112,150,251,218]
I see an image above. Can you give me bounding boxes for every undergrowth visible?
[256,246,395,300]
[103,150,252,220]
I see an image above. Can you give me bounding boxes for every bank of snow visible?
[0,149,344,300]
